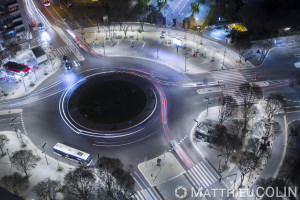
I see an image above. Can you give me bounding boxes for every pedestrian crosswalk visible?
[51,45,76,57]
[186,161,219,189]
[212,69,248,104]
[132,189,153,200]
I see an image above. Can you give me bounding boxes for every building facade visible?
[0,0,29,50]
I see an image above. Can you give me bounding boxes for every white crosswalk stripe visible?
[132,190,151,200]
[186,162,219,189]
[212,69,248,104]
[52,45,73,57]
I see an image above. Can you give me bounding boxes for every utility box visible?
[31,46,47,65]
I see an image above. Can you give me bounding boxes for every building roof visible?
[31,46,46,58]
[3,61,30,73]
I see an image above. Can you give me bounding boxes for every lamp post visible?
[156,42,159,59]
[6,149,10,161]
[42,143,49,165]
[205,97,211,116]
[33,69,37,82]
[11,117,19,138]
[21,76,27,91]
[6,148,12,172]
[222,44,227,69]
[197,25,202,45]
[103,38,106,55]
[184,56,188,72]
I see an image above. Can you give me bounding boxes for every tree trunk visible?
[24,168,28,177]
[0,147,3,155]
[240,174,245,186]
[225,155,229,166]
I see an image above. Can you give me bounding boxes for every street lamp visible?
[11,117,19,138]
[184,56,188,72]
[222,44,227,69]
[6,149,11,161]
[197,25,202,45]
[156,42,159,59]
[102,38,106,55]
[42,143,49,165]
[21,76,27,91]
[218,17,221,27]
[205,97,211,116]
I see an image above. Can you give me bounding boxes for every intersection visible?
[0,0,300,199]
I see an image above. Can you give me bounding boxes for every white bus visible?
[53,143,92,165]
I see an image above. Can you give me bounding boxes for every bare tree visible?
[213,132,242,166]
[112,168,135,199]
[0,134,9,155]
[64,166,96,200]
[235,82,262,135]
[96,157,123,193]
[33,178,61,200]
[218,95,236,125]
[139,20,145,32]
[11,150,37,177]
[262,121,281,145]
[122,24,129,39]
[236,43,251,62]
[118,21,123,31]
[0,172,29,196]
[247,137,271,159]
[237,151,259,186]
[96,157,134,199]
[264,94,285,123]
[228,119,245,138]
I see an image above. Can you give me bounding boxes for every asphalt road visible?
[3,0,300,199]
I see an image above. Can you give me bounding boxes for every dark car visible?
[65,62,72,70]
[37,23,45,31]
[63,56,69,63]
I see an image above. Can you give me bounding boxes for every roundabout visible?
[65,72,157,132]
[0,1,298,199]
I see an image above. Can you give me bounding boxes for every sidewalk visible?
[137,152,185,187]
[0,121,75,199]
[77,24,255,75]
[0,49,61,101]
[189,105,287,199]
[202,29,300,67]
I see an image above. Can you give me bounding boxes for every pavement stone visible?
[138,152,185,187]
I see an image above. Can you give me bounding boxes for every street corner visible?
[155,173,198,200]
[137,152,185,187]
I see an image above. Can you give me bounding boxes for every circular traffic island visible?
[66,72,157,132]
[77,80,147,124]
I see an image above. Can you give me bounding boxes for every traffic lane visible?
[21,81,171,169]
[260,46,300,73]
[107,56,190,85]
[20,58,187,166]
[286,110,300,123]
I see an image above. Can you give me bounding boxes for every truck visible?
[31,46,47,64]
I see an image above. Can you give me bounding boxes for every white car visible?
[73,60,80,67]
